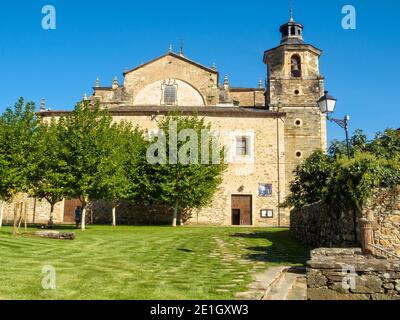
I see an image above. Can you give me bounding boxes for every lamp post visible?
[318,91,351,159]
[318,91,357,244]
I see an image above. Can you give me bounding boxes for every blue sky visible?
[0,0,399,142]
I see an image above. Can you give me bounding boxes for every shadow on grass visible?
[231,230,312,266]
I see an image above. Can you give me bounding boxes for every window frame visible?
[161,82,178,106]
[235,136,250,157]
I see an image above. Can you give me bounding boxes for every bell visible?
[292,63,300,71]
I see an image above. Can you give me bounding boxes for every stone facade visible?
[290,202,356,248]
[264,43,327,196]
[307,248,400,300]
[1,194,64,225]
[3,12,330,227]
[291,189,400,255]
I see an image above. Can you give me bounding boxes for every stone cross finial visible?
[179,40,184,57]
[259,79,263,89]
[112,77,119,89]
[83,93,88,101]
[289,0,294,22]
[212,63,217,71]
[169,44,173,53]
[95,77,100,88]
[223,75,229,90]
[40,98,45,112]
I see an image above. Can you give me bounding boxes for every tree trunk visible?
[0,201,4,228]
[24,202,27,233]
[17,202,23,231]
[172,207,178,227]
[81,197,88,231]
[13,203,18,235]
[112,206,117,227]
[48,203,55,228]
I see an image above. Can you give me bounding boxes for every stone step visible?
[262,266,307,301]
[235,266,288,300]
[264,271,299,300]
[286,276,307,300]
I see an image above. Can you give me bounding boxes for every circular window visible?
[294,119,302,127]
[296,151,302,158]
[294,90,300,95]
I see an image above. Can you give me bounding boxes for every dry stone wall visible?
[291,189,400,255]
[307,248,400,300]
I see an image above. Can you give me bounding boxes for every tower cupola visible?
[279,2,304,45]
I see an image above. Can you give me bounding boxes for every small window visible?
[291,55,302,78]
[164,85,176,105]
[236,136,250,156]
[296,151,302,158]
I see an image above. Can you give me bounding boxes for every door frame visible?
[231,194,253,226]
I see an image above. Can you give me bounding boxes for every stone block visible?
[307,269,328,288]
[308,288,369,301]
[351,275,383,294]
[395,280,400,292]
[371,293,400,300]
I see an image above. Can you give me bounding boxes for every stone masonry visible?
[307,248,400,300]
[291,189,400,255]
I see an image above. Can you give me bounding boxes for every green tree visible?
[0,98,39,233]
[147,113,227,227]
[0,118,9,228]
[94,122,147,226]
[368,129,400,160]
[63,101,115,230]
[31,118,72,226]
[328,129,368,158]
[285,128,400,213]
[283,150,332,208]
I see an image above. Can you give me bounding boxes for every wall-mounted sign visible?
[261,209,274,218]
[259,184,272,197]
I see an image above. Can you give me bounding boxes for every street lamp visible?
[318,91,351,159]
[318,91,358,244]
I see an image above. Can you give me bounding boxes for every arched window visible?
[163,85,177,105]
[291,55,302,78]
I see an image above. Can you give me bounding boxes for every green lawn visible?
[0,225,309,300]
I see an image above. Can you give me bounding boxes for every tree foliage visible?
[32,118,72,224]
[0,99,228,230]
[147,113,227,226]
[0,98,39,199]
[285,128,400,211]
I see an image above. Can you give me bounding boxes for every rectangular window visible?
[236,136,249,156]
[164,85,176,105]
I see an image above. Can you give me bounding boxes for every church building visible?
[2,11,328,227]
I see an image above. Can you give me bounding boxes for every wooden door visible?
[231,195,252,226]
[63,199,81,223]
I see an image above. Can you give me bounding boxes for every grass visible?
[0,225,310,300]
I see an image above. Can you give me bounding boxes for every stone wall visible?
[290,201,356,248]
[290,189,400,255]
[307,248,400,300]
[88,201,173,225]
[1,194,64,225]
[366,188,400,255]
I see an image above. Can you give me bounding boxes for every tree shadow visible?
[231,230,312,266]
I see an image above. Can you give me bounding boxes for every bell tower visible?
[263,5,327,197]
